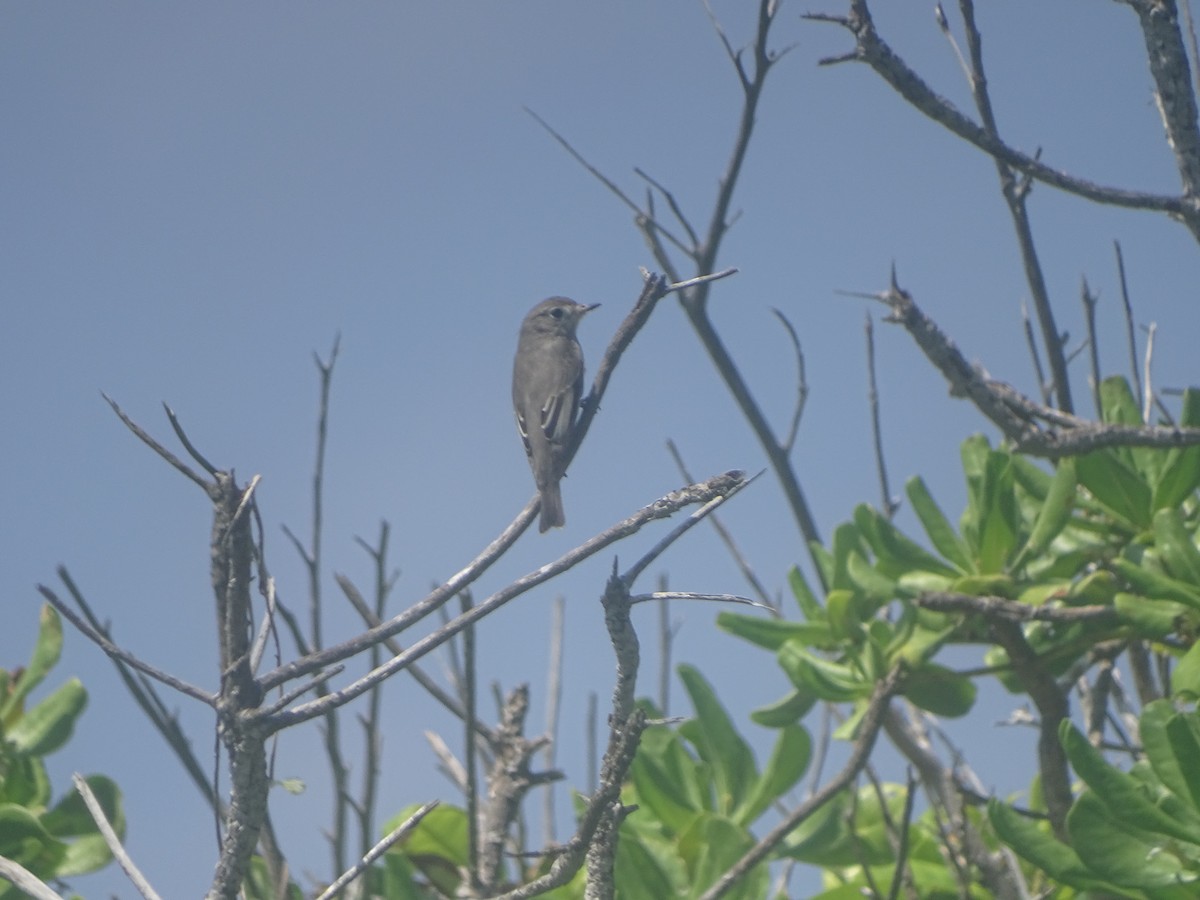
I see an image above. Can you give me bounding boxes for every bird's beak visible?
[582,303,601,314]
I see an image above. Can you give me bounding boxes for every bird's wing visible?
[539,384,574,445]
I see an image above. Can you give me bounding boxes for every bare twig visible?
[807,2,1198,235]
[1113,241,1142,402]
[462,590,481,893]
[629,591,773,611]
[102,393,210,492]
[38,579,214,706]
[666,439,774,609]
[542,596,566,847]
[336,574,495,743]
[1142,322,1157,424]
[953,0,1071,412]
[72,774,162,900]
[0,857,61,900]
[1081,278,1102,418]
[771,308,809,455]
[699,666,905,900]
[866,278,1200,456]
[266,472,747,730]
[314,801,439,900]
[865,313,898,518]
[1020,302,1050,406]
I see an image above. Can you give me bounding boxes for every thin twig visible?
[1113,241,1142,401]
[542,596,566,847]
[1142,322,1157,424]
[666,439,773,609]
[101,393,210,492]
[1080,278,1102,418]
[462,590,481,893]
[314,801,439,900]
[865,313,897,518]
[524,107,691,256]
[266,472,748,731]
[770,308,809,455]
[699,666,905,900]
[38,580,214,706]
[72,774,163,900]
[0,858,61,900]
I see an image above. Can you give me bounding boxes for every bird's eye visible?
[549,307,564,319]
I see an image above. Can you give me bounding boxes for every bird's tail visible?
[539,481,565,532]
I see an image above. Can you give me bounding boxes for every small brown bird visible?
[511,297,599,531]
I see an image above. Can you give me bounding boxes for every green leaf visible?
[613,826,679,900]
[787,565,823,620]
[782,785,897,867]
[1,605,64,722]
[678,666,756,816]
[733,725,809,827]
[829,522,861,591]
[852,504,958,579]
[975,451,1019,573]
[825,589,863,643]
[902,664,976,717]
[749,690,816,729]
[384,803,469,896]
[1112,557,1200,610]
[1154,506,1200,586]
[0,756,51,808]
[948,572,1016,599]
[1113,591,1185,638]
[7,679,87,757]
[1141,701,1200,813]
[716,612,832,651]
[777,642,869,703]
[1011,458,1076,571]
[678,814,765,900]
[905,476,971,572]
[1061,721,1200,845]
[1068,790,1197,889]
[1077,450,1151,528]
[809,543,835,598]
[630,726,709,832]
[846,551,897,604]
[1165,713,1200,815]
[1153,387,1200,510]
[987,799,1130,894]
[1175,641,1200,698]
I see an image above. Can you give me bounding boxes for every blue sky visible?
[3,2,1198,896]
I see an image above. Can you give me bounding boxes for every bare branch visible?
[101,393,210,492]
[915,592,1117,626]
[38,578,214,706]
[265,472,747,730]
[524,107,692,256]
[868,279,1200,456]
[807,1,1194,230]
[666,439,774,609]
[163,402,220,478]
